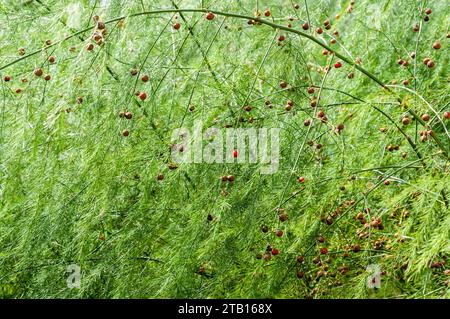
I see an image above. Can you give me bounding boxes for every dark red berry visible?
[206,12,215,20]
[173,22,181,30]
[280,81,288,88]
[271,248,280,255]
[421,113,430,121]
[444,111,450,120]
[320,247,328,255]
[141,74,149,82]
[34,68,43,77]
[139,92,147,101]
[302,22,309,30]
[122,129,129,137]
[264,9,271,17]
[334,61,342,68]
[275,229,283,237]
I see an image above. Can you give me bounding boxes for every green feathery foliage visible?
[0,0,449,298]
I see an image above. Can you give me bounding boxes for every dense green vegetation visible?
[0,0,449,298]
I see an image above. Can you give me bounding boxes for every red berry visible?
[206,12,215,20]
[298,176,305,183]
[421,113,430,122]
[303,119,311,127]
[141,74,149,82]
[264,9,271,17]
[271,248,280,255]
[316,27,323,34]
[34,68,43,77]
[122,129,129,137]
[278,35,286,42]
[275,229,283,237]
[227,175,235,182]
[233,150,238,158]
[302,22,309,30]
[157,173,164,181]
[433,41,441,50]
[86,43,94,51]
[444,111,450,120]
[384,180,390,186]
[44,74,51,81]
[334,61,342,68]
[125,112,133,119]
[173,22,181,30]
[139,92,147,101]
[320,247,328,255]
[3,75,11,82]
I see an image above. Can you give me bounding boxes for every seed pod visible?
[157,173,164,181]
[279,81,288,88]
